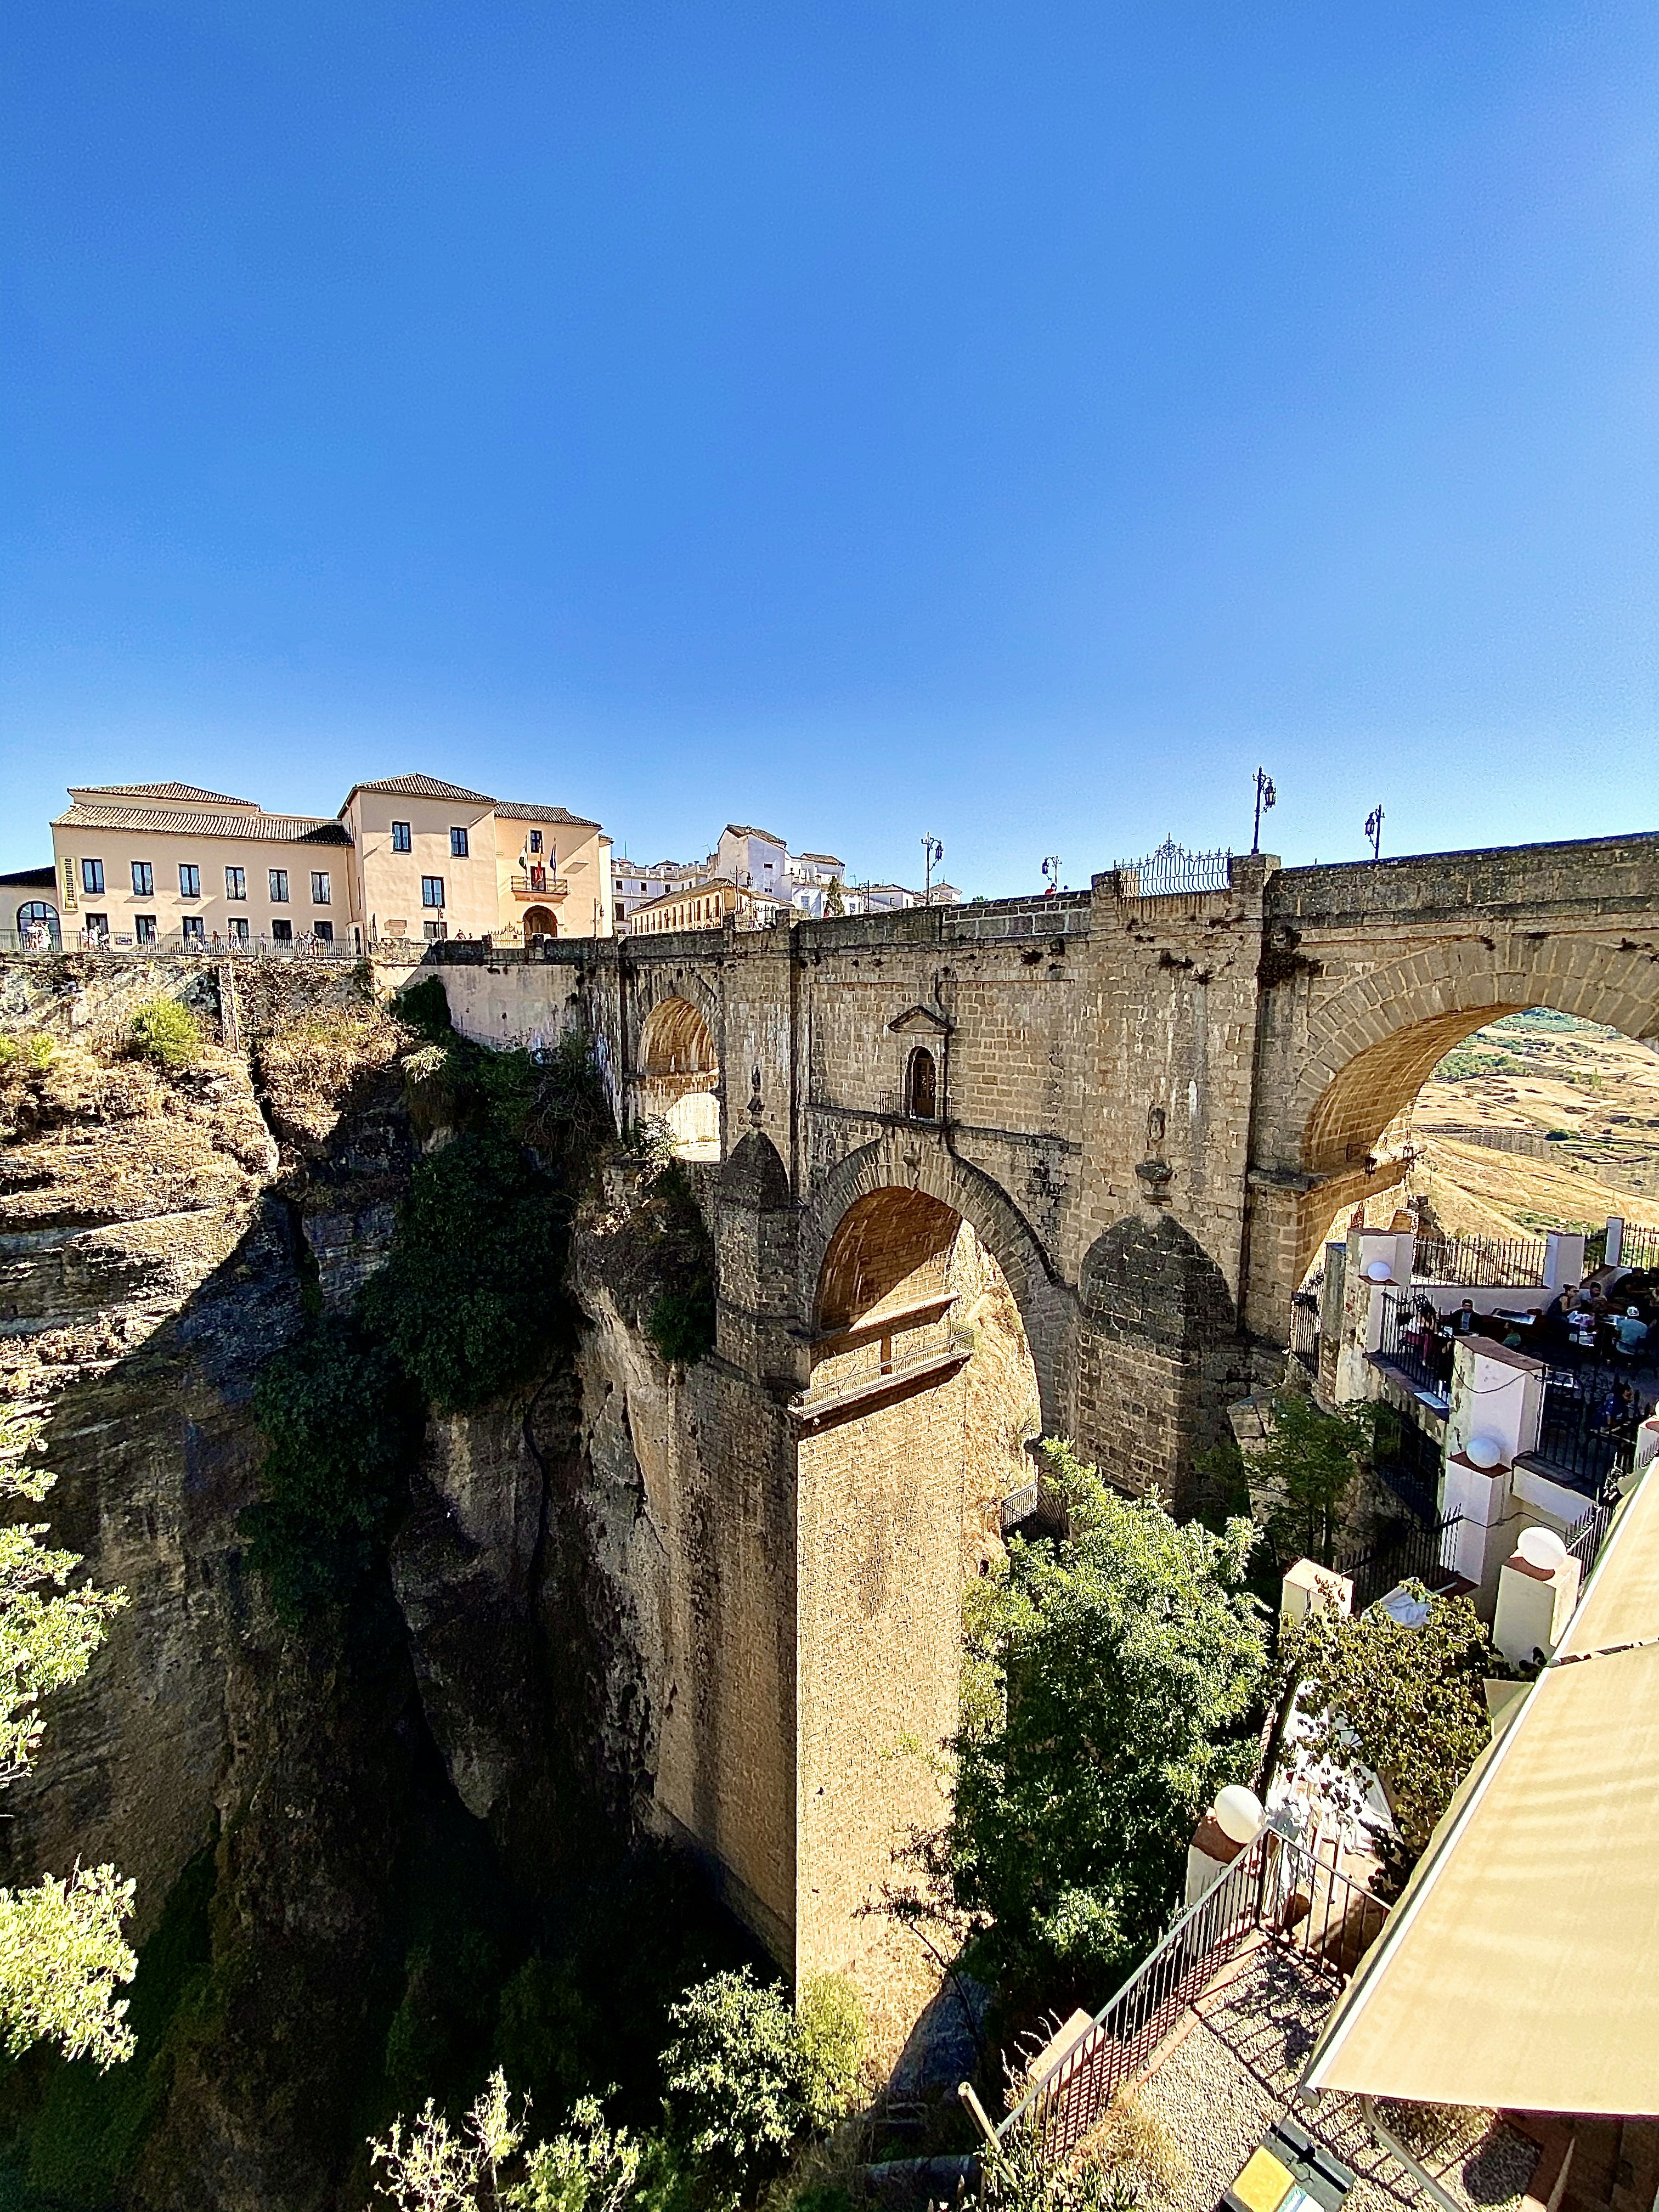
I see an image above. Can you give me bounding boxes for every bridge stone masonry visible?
[433,828,1659,2011]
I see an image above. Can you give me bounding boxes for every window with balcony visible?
[528,830,543,854]
[84,913,108,940]
[269,868,289,902]
[314,920,334,944]
[421,876,444,909]
[423,919,447,941]
[391,821,412,852]
[228,917,249,943]
[82,859,104,894]
[181,915,205,945]
[135,915,157,944]
[271,919,292,943]
[311,871,331,905]
[225,867,246,901]
[179,864,200,899]
[450,826,469,858]
[131,861,153,896]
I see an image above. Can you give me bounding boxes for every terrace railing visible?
[1290,1292,1319,1376]
[1374,1289,1455,1400]
[1566,1491,1619,1576]
[1330,1511,1464,1615]
[1616,1219,1659,1276]
[1412,1231,1548,1289]
[997,1831,1387,2168]
[1111,839,1233,899]
[1532,1364,1640,1498]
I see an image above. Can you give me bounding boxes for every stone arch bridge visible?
[436,831,1659,1999]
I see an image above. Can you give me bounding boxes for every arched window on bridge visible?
[905,1045,938,1121]
[638,995,719,1160]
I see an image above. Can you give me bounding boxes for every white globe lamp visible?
[1517,1526,1568,1572]
[1465,1433,1504,1471]
[1364,1259,1393,1283]
[1212,1785,1265,1846]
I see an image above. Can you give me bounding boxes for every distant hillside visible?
[1407,1008,1659,1237]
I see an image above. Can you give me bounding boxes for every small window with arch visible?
[905,1045,938,1121]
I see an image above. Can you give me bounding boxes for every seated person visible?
[1448,1299,1480,1336]
[1613,1306,1651,1355]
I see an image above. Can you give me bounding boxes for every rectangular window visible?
[528,830,543,854]
[131,861,153,896]
[311,871,331,905]
[269,868,289,902]
[227,916,249,943]
[225,867,246,901]
[313,919,334,944]
[423,919,448,941]
[181,915,205,946]
[134,914,157,944]
[421,875,444,909]
[179,864,200,899]
[84,913,108,940]
[270,918,292,943]
[82,858,104,894]
[391,821,412,852]
[450,826,469,858]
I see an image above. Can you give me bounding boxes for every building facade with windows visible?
[624,877,786,936]
[46,772,614,951]
[48,784,354,949]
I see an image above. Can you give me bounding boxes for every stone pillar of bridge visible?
[710,1126,805,1387]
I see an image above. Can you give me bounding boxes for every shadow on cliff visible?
[0,1022,753,2211]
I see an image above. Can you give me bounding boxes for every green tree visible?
[0,1406,136,2067]
[1286,1581,1492,1866]
[1254,1387,1376,1566]
[948,1440,1269,1994]
[658,1967,810,2198]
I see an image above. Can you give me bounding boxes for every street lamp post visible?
[921,834,944,905]
[1252,769,1277,855]
[1364,806,1385,862]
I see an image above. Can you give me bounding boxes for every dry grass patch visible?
[256,1003,405,1145]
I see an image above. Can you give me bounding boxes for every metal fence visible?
[1290,1291,1319,1375]
[1375,1289,1455,1398]
[1111,839,1233,899]
[1371,1411,1443,1528]
[1534,1364,1641,1497]
[997,1831,1388,2166]
[0,929,426,966]
[1330,1511,1464,1614]
[1616,1219,1659,1276]
[1412,1231,1548,1288]
[1567,1491,1618,1576]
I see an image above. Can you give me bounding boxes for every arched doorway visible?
[522,906,557,941]
[14,900,59,951]
[638,994,719,1157]
[795,1183,1039,2012]
[904,1045,937,1121]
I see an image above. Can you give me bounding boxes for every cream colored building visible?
[625,876,786,936]
[49,783,357,949]
[48,772,613,951]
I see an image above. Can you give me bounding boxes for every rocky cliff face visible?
[0,957,688,2209]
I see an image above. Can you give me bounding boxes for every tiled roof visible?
[70,781,259,807]
[52,802,352,846]
[494,800,601,828]
[795,852,844,865]
[722,823,787,847]
[0,866,58,890]
[343,774,497,805]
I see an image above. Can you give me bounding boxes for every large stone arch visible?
[1270,936,1659,1294]
[799,1128,1068,1434]
[629,972,724,1155]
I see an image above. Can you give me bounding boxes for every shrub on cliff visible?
[128,997,200,1069]
[0,1405,136,2068]
[946,1439,1269,2000]
[242,1319,422,1622]
[360,1131,568,1410]
[659,1967,812,2195]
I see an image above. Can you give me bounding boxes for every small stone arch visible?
[800,1131,1067,1432]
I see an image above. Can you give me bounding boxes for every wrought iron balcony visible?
[510,872,569,899]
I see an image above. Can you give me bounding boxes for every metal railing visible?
[1371,1410,1443,1528]
[510,873,569,898]
[1412,1231,1548,1288]
[1374,1289,1455,1399]
[1289,1292,1319,1375]
[1330,1511,1464,1614]
[1616,1220,1659,1276]
[1111,839,1233,899]
[1566,1491,1618,1576]
[1532,1364,1642,1497]
[997,1831,1387,2166]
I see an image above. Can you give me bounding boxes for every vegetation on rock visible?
[0,1406,135,2070]
[127,997,201,1069]
[947,1439,1269,1997]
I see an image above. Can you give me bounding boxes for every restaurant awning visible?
[1302,1468,1659,2118]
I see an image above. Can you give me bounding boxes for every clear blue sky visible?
[4,2,1658,891]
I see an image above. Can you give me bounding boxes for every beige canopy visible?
[1303,1470,1659,2117]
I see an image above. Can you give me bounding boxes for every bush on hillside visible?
[128,998,200,1069]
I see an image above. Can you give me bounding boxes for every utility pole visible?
[921,834,943,906]
[1041,855,1060,897]
[1251,768,1277,855]
[1365,806,1384,862]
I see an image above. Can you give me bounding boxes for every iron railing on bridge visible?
[1532,1364,1641,1498]
[1412,1230,1548,1288]
[1110,839,1233,899]
[996,1830,1387,2167]
[1374,1289,1455,1400]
